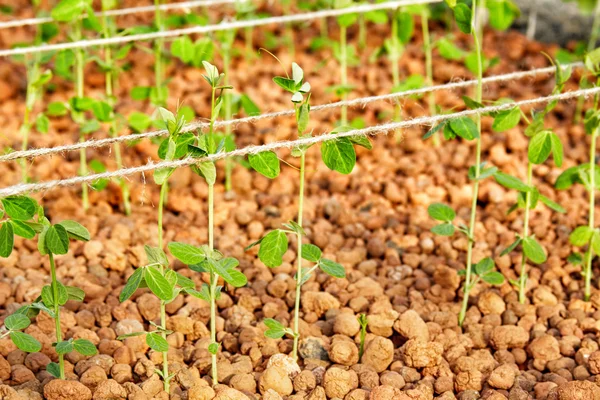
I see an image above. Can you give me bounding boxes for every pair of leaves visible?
[428,203,456,236]
[570,226,600,256]
[55,338,97,356]
[263,318,294,339]
[171,36,213,68]
[473,257,505,285]
[301,243,346,279]
[273,63,311,103]
[528,130,563,167]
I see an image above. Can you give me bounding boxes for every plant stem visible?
[358,14,366,49]
[20,103,32,183]
[102,10,131,216]
[518,162,533,304]
[208,182,218,385]
[458,0,484,327]
[74,20,88,211]
[585,126,598,301]
[49,253,65,380]
[223,45,233,194]
[283,1,294,58]
[154,0,165,107]
[589,0,600,52]
[526,0,538,40]
[421,8,439,147]
[292,151,306,361]
[157,181,169,391]
[244,27,253,60]
[340,25,348,126]
[391,9,401,122]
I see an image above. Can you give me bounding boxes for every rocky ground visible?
[0,2,598,400]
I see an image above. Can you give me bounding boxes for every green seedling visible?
[358,313,367,360]
[51,0,107,210]
[495,59,569,304]
[333,0,359,125]
[557,48,600,300]
[0,195,94,379]
[246,62,347,361]
[425,0,488,327]
[169,242,246,385]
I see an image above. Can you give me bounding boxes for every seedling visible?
[358,313,367,360]
[51,0,104,210]
[425,0,488,327]
[0,195,94,379]
[495,59,569,304]
[556,48,600,300]
[247,62,347,361]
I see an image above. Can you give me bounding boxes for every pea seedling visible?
[495,59,569,304]
[1,313,41,354]
[168,242,247,386]
[556,49,600,300]
[0,195,94,379]
[247,62,346,361]
[425,0,489,327]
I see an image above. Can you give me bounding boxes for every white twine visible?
[0,62,582,163]
[0,0,443,57]
[0,0,241,30]
[1,86,597,198]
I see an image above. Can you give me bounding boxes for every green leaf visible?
[592,231,600,256]
[9,220,35,240]
[91,101,113,122]
[500,238,521,256]
[321,137,356,175]
[47,101,68,117]
[36,114,50,134]
[249,152,280,179]
[539,195,565,213]
[301,244,322,263]
[168,242,205,265]
[144,245,169,266]
[51,0,91,22]
[349,135,372,150]
[427,203,455,222]
[474,257,494,276]
[210,258,247,287]
[171,35,195,64]
[492,107,521,132]
[568,252,584,265]
[494,171,531,192]
[437,37,465,61]
[208,342,219,355]
[318,258,346,278]
[66,286,85,302]
[186,284,211,302]
[192,162,216,185]
[448,117,478,140]
[131,86,151,101]
[273,76,298,93]
[570,226,594,246]
[431,223,455,236]
[258,230,288,268]
[46,363,60,378]
[2,196,37,220]
[453,3,473,34]
[45,224,70,255]
[128,112,152,133]
[57,220,90,241]
[146,332,169,352]
[153,167,175,185]
[176,272,194,290]
[240,94,260,116]
[550,132,563,167]
[10,331,41,353]
[523,236,547,264]
[55,340,74,355]
[263,318,287,339]
[4,314,31,331]
[528,130,553,165]
[481,271,505,285]
[73,339,98,356]
[144,266,174,301]
[0,223,14,258]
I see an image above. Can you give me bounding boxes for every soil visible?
[0,2,598,400]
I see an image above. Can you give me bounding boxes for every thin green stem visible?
[282,1,294,57]
[102,10,131,215]
[585,127,598,301]
[74,20,88,211]
[49,253,65,380]
[292,151,306,361]
[459,0,483,327]
[589,0,600,53]
[156,180,169,391]
[20,105,31,183]
[158,182,167,250]
[518,162,533,303]
[208,183,217,385]
[421,9,439,147]
[358,14,366,49]
[340,25,348,126]
[223,46,233,193]
[244,27,253,60]
[154,0,165,107]
[391,10,401,122]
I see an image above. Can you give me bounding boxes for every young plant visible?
[216,30,236,194]
[247,63,348,361]
[424,0,490,327]
[51,0,101,210]
[357,313,367,360]
[556,49,600,300]
[168,243,246,385]
[0,195,94,379]
[494,60,569,304]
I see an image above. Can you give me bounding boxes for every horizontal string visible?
[1,85,596,198]
[0,0,443,57]
[0,62,582,163]
[0,0,240,30]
